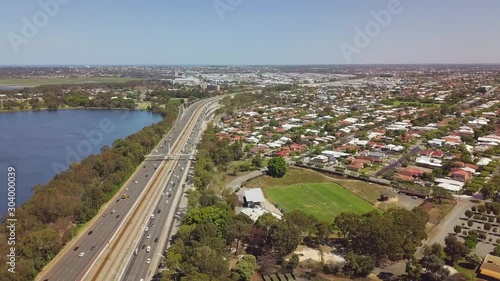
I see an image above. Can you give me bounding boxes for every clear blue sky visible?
[1,0,499,65]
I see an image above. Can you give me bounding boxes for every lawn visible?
[263,182,374,222]
[247,167,386,204]
[247,167,332,188]
[137,102,152,110]
[0,77,139,87]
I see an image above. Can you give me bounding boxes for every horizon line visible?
[2,63,500,67]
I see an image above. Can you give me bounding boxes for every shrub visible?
[485,223,492,231]
[478,205,487,213]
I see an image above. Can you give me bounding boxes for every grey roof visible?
[244,188,265,203]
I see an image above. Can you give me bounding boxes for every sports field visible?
[263,183,374,222]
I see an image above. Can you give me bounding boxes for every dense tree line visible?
[334,208,428,261]
[1,80,212,111]
[0,103,179,281]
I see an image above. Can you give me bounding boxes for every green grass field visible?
[263,182,374,222]
[0,77,139,87]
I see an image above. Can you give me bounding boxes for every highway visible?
[119,102,215,281]
[36,98,217,281]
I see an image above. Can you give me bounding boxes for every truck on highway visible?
[121,193,128,199]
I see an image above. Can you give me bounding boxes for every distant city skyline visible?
[1,0,500,65]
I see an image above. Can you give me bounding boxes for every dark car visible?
[154,238,159,243]
[145,174,148,177]
[91,245,95,250]
[116,215,120,218]
[88,230,93,235]
[73,246,79,251]
[116,199,120,202]
[142,244,146,249]
[157,209,161,213]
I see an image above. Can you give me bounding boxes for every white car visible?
[146,258,151,264]
[146,246,151,252]
[79,252,85,257]
[166,200,169,204]
[145,226,149,232]
[147,234,150,239]
[150,214,154,219]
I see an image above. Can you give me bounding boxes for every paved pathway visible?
[227,168,267,191]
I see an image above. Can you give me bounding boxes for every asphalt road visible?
[374,145,422,177]
[37,99,210,281]
[121,103,212,281]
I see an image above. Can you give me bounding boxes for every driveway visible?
[227,168,267,191]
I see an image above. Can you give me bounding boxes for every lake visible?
[0,109,163,216]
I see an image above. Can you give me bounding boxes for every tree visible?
[482,184,496,199]
[423,243,445,260]
[493,244,500,256]
[283,210,318,235]
[405,258,422,281]
[269,221,302,257]
[465,254,483,269]
[464,231,478,250]
[284,254,299,271]
[334,212,362,238]
[315,221,332,241]
[464,210,473,219]
[267,157,287,178]
[485,222,492,231]
[228,214,252,254]
[182,206,231,238]
[251,154,264,168]
[343,252,375,278]
[420,254,449,281]
[444,234,469,265]
[232,255,257,281]
[454,225,462,234]
[432,186,453,204]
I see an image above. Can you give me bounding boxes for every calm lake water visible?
[0,109,163,216]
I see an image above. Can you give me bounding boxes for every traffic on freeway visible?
[37,99,213,281]
[121,105,211,281]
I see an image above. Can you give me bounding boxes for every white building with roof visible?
[244,188,266,207]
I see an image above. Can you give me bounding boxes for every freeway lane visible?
[37,99,208,281]
[121,104,211,281]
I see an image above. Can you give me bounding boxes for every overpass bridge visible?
[144,154,196,161]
